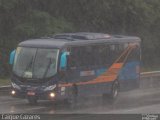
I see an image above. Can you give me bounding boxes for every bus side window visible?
[118,44,125,52]
[91,44,110,66]
[128,43,140,61]
[67,47,81,69]
[67,47,75,68]
[93,45,100,66]
[68,46,95,68]
[110,44,116,61]
[102,45,110,65]
[81,46,94,67]
[124,43,129,49]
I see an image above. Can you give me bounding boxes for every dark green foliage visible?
[0,0,160,77]
[13,10,74,39]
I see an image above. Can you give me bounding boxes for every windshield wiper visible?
[42,58,52,79]
[22,56,34,77]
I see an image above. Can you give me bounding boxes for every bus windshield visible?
[13,47,59,79]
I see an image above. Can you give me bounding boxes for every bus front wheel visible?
[67,84,78,108]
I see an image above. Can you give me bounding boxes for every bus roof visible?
[19,32,141,48]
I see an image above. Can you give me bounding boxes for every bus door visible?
[65,46,98,97]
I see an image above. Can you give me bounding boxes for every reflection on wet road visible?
[0,88,160,114]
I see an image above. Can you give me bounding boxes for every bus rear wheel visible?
[102,80,119,104]
[110,80,119,100]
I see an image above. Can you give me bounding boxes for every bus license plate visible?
[27,91,35,96]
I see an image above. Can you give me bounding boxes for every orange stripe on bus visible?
[110,63,123,68]
[58,63,124,87]
[58,45,136,88]
[58,63,121,88]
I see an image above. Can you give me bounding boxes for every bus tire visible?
[27,96,37,105]
[102,80,119,104]
[109,80,119,101]
[68,84,78,109]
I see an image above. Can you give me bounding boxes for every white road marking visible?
[25,107,47,111]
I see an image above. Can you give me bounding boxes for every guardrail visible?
[141,71,160,77]
[140,71,160,89]
[0,71,160,93]
[0,85,11,95]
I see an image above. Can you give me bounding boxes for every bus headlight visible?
[49,92,55,98]
[44,84,56,91]
[11,90,16,95]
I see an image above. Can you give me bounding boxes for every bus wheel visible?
[102,80,119,104]
[109,80,119,101]
[27,96,37,105]
[68,84,78,109]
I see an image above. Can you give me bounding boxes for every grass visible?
[0,78,10,86]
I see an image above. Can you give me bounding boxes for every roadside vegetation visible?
[0,78,10,86]
[0,0,160,80]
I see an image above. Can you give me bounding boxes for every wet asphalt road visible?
[0,87,160,114]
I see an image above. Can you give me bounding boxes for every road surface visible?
[0,87,160,114]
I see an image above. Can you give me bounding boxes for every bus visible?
[9,32,141,105]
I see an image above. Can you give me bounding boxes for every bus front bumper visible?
[10,89,58,101]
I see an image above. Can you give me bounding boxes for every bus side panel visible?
[77,67,112,97]
[119,61,140,91]
[118,43,140,91]
[77,82,113,97]
[60,66,114,99]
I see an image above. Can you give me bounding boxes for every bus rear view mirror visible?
[9,50,16,65]
[60,51,70,70]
